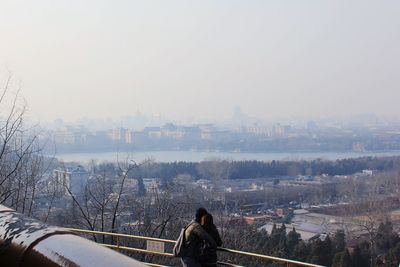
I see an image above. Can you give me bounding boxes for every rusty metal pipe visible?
[0,205,145,267]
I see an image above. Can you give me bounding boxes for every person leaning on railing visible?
[181,208,217,267]
[199,213,222,267]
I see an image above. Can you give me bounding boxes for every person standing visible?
[199,213,222,267]
[181,208,217,267]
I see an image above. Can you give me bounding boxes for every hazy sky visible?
[0,1,399,123]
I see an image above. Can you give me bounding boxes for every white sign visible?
[146,240,165,253]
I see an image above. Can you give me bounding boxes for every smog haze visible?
[0,1,399,122]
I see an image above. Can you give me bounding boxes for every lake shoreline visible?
[51,150,400,164]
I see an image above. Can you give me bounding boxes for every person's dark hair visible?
[202,213,214,227]
[195,207,208,222]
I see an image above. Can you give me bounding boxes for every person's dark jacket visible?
[199,224,222,266]
[184,220,217,260]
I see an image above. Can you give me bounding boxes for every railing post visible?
[117,236,120,252]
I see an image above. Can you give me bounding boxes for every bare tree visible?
[346,173,390,261]
[64,159,144,235]
[0,74,43,214]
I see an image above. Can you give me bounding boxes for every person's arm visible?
[192,224,217,248]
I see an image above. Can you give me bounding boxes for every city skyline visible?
[37,110,400,131]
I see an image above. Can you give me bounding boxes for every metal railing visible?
[68,228,325,267]
[0,205,145,267]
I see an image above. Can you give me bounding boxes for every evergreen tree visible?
[352,244,370,267]
[385,242,400,267]
[375,221,399,252]
[277,223,287,257]
[279,223,286,234]
[332,229,345,254]
[271,223,277,234]
[308,239,323,264]
[332,252,342,267]
[293,240,309,262]
[332,249,352,267]
[286,227,300,254]
[258,229,270,254]
[358,241,372,267]
[264,223,279,253]
[321,235,333,266]
[340,249,352,267]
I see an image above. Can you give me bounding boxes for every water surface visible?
[54,150,400,163]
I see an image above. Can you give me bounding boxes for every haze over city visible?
[1,0,399,123]
[3,1,400,266]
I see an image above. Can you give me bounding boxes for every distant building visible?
[108,128,132,144]
[243,215,274,225]
[362,169,376,175]
[161,123,184,139]
[143,127,162,139]
[54,130,75,144]
[142,178,161,191]
[202,130,231,142]
[52,169,71,194]
[276,208,293,217]
[181,126,201,142]
[52,165,89,195]
[195,179,213,190]
[272,123,291,137]
[246,123,271,136]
